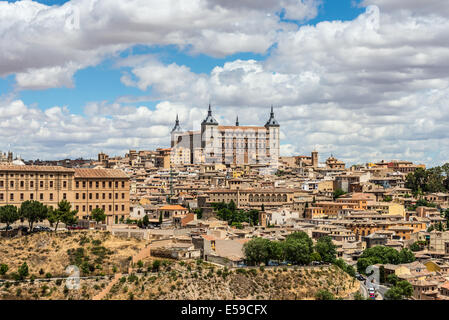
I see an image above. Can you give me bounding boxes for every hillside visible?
[0,231,147,278]
[104,262,359,300]
[0,231,359,300]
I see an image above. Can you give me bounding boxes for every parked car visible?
[0,226,13,231]
[355,273,365,281]
[15,226,29,233]
[67,225,87,230]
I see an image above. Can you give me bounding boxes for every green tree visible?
[48,200,78,232]
[243,237,271,265]
[228,200,236,212]
[285,231,313,248]
[387,274,399,286]
[315,289,335,300]
[315,236,337,263]
[396,280,413,298]
[0,264,8,275]
[18,262,29,280]
[384,286,404,300]
[385,280,413,300]
[283,238,311,265]
[310,252,322,262]
[357,246,410,274]
[409,242,421,252]
[399,248,416,264]
[194,208,203,219]
[354,292,364,300]
[268,241,285,263]
[0,205,19,232]
[379,265,386,283]
[152,260,161,272]
[333,188,346,200]
[91,208,106,223]
[334,258,356,277]
[19,201,48,231]
[142,215,150,227]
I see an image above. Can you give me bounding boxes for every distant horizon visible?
[9,150,438,169]
[1,0,448,166]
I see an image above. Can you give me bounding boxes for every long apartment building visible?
[0,165,130,225]
[205,188,295,210]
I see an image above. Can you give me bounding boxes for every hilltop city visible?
[0,106,448,301]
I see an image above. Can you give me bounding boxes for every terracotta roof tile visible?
[0,165,74,173]
[74,168,129,178]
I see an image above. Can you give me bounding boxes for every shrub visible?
[18,262,29,280]
[152,260,161,272]
[248,269,258,276]
[45,273,52,279]
[315,289,335,300]
[0,264,8,275]
[128,274,138,283]
[236,268,247,275]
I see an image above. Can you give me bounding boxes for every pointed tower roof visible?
[236,116,240,126]
[171,114,182,133]
[201,104,219,125]
[265,106,280,127]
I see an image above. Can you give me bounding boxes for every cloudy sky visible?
[1,0,448,166]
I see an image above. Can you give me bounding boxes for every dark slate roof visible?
[201,104,219,125]
[265,106,280,127]
[171,114,182,133]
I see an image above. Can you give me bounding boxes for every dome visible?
[12,158,25,166]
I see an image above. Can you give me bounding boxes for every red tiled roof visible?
[74,168,129,178]
[159,205,188,211]
[0,165,74,173]
[202,235,216,241]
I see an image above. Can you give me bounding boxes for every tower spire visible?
[265,105,279,127]
[171,114,182,133]
[236,116,239,126]
[202,103,218,125]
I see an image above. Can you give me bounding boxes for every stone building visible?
[0,165,130,225]
[170,105,280,167]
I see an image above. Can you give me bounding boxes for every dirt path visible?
[92,273,122,300]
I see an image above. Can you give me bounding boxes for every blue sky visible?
[1,0,448,165]
[2,0,365,114]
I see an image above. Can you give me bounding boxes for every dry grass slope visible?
[0,231,147,278]
[105,262,359,300]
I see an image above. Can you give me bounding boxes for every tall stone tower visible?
[170,114,183,148]
[265,106,280,166]
[312,150,318,168]
[201,104,219,163]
